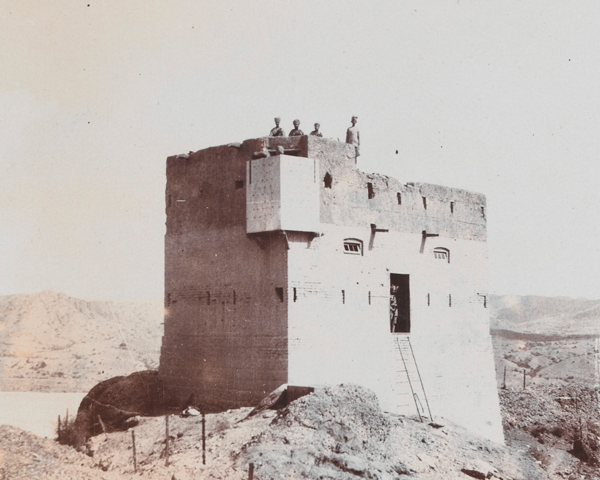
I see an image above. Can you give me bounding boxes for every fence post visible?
[523,369,526,389]
[503,366,506,389]
[249,462,254,480]
[98,414,108,440]
[131,430,137,473]
[165,414,170,467]
[202,412,206,465]
[58,415,61,441]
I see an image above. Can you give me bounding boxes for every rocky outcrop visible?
[71,370,166,448]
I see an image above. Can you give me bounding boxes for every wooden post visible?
[165,414,170,467]
[202,412,206,465]
[575,393,582,439]
[503,366,506,389]
[131,430,137,473]
[98,415,107,437]
[523,369,526,389]
[65,409,68,428]
[58,415,61,441]
[249,462,254,480]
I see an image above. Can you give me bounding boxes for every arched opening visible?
[433,247,450,263]
[343,238,363,255]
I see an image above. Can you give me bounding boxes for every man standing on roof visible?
[310,123,323,137]
[289,119,304,136]
[346,116,360,158]
[269,117,285,137]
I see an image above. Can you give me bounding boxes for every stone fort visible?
[158,133,504,443]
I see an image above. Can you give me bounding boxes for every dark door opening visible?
[390,273,410,333]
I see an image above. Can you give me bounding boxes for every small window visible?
[275,287,284,302]
[235,180,244,189]
[324,172,332,188]
[367,182,375,199]
[433,247,450,263]
[343,239,363,255]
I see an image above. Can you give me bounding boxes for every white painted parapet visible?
[246,155,320,234]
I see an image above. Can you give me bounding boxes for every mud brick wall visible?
[159,140,291,411]
[159,136,504,443]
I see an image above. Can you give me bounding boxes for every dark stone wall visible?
[159,143,288,411]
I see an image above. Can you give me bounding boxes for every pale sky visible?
[1,1,600,301]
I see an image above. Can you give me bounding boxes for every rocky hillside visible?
[490,294,600,480]
[0,384,550,480]
[0,291,163,392]
[488,294,599,389]
[489,294,600,336]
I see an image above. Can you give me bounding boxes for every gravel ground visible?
[499,385,599,480]
[2,384,552,480]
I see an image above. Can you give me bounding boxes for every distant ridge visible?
[0,290,163,392]
[1,291,598,392]
[489,294,600,336]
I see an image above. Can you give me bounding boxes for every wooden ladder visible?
[394,336,433,422]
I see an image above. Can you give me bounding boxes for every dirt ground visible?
[492,333,600,480]
[492,334,597,388]
[499,385,599,480]
[2,384,554,480]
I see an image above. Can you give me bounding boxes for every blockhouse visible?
[159,135,504,443]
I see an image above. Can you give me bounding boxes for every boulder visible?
[71,370,165,448]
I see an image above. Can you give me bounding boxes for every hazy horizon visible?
[3,288,600,305]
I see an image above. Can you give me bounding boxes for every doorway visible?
[390,273,410,333]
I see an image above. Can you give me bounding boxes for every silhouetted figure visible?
[289,119,304,136]
[269,117,285,137]
[346,116,360,157]
[310,123,323,137]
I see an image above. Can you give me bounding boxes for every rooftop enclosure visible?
[159,135,504,444]
[246,155,320,234]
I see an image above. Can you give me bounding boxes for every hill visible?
[1,291,598,392]
[0,290,163,392]
[489,294,599,480]
[0,384,550,480]
[489,294,600,336]
[488,294,599,388]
